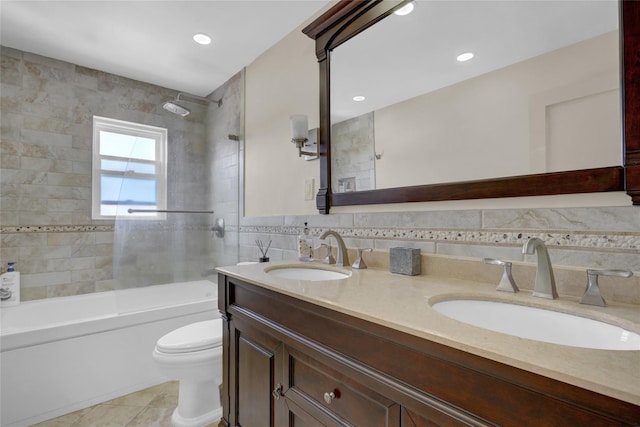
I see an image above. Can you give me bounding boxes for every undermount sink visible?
[265,265,351,281]
[432,299,640,351]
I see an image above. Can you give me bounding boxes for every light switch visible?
[304,178,315,200]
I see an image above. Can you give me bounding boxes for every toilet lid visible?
[156,319,222,354]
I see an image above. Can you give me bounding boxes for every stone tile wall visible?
[331,112,375,193]
[239,207,640,304]
[206,72,243,270]
[0,47,239,300]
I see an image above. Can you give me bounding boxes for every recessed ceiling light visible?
[394,2,415,16]
[353,95,366,102]
[457,52,474,62]
[193,33,212,45]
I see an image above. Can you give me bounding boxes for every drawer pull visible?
[323,391,336,404]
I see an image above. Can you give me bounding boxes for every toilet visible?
[152,319,223,427]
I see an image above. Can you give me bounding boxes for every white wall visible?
[374,31,619,189]
[244,22,321,217]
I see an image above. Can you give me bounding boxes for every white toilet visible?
[152,319,223,427]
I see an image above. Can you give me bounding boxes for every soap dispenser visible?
[0,262,20,307]
[298,222,314,262]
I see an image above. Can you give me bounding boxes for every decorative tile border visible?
[0,223,213,234]
[3,224,638,252]
[240,226,640,252]
[0,225,115,233]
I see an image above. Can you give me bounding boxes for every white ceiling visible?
[0,0,332,97]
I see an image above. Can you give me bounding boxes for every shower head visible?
[163,101,190,117]
[161,92,222,117]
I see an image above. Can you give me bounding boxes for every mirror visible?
[303,0,639,213]
[331,1,620,192]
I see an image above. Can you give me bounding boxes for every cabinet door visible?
[282,345,401,427]
[281,397,332,427]
[230,319,286,427]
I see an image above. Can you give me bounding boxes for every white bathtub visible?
[0,280,219,427]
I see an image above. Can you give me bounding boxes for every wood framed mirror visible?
[303,0,639,214]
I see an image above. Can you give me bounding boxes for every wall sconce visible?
[290,114,319,159]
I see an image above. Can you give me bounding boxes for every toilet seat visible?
[156,319,222,354]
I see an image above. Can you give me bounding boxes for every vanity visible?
[216,261,640,426]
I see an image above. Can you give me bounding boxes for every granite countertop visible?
[217,260,640,406]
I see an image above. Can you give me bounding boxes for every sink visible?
[265,265,351,281]
[432,299,640,350]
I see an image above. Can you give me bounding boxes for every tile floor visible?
[31,381,220,427]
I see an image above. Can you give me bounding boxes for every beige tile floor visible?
[31,381,220,427]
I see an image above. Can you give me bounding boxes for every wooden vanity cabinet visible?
[223,295,402,426]
[218,274,640,427]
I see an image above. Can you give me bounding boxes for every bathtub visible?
[0,280,219,427]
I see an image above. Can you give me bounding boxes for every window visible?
[92,116,167,220]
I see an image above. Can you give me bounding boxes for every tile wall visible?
[332,112,375,193]
[0,47,240,300]
[239,207,640,305]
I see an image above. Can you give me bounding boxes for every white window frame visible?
[92,116,167,220]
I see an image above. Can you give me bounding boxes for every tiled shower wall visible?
[332,112,375,193]
[239,207,640,304]
[0,47,239,300]
[205,72,242,270]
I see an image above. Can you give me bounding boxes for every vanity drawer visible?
[284,346,400,427]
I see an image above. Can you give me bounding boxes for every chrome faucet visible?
[319,230,349,267]
[522,237,558,299]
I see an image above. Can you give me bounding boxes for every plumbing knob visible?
[483,258,519,293]
[320,243,336,265]
[352,248,372,269]
[580,269,633,307]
